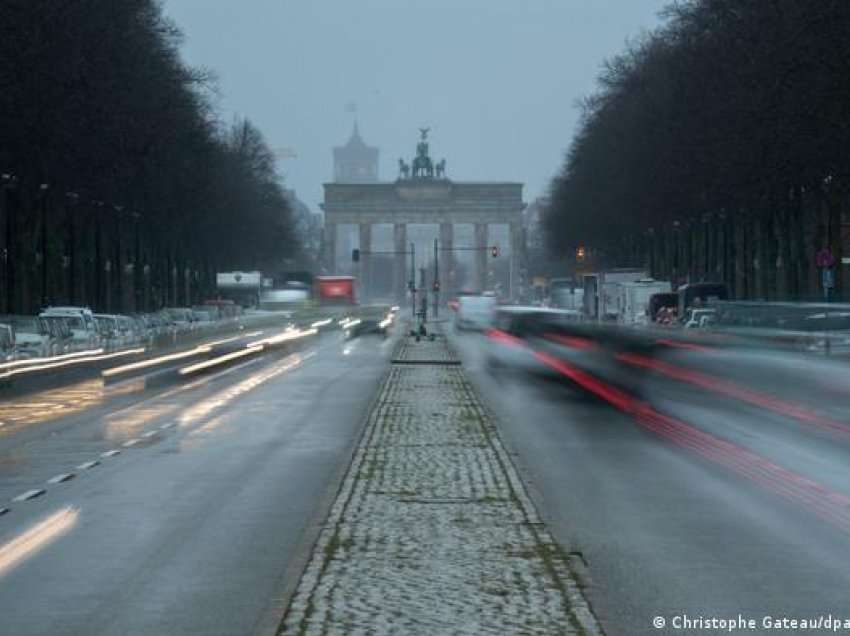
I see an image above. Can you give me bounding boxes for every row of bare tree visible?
[544,0,850,300]
[0,0,296,314]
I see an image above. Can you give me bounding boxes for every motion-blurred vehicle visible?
[454,294,497,331]
[259,283,311,310]
[316,276,356,305]
[487,306,582,376]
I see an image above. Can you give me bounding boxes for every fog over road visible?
[0,331,393,636]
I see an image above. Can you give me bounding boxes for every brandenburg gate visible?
[321,129,526,302]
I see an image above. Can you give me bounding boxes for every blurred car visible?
[454,295,497,331]
[486,307,583,377]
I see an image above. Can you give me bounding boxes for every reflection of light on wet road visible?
[0,380,105,432]
[104,403,181,441]
[0,507,79,578]
[178,352,313,429]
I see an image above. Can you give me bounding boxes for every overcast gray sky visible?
[163,1,668,210]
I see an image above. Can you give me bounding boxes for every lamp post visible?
[39,183,50,308]
[113,205,124,312]
[92,200,105,310]
[133,211,142,312]
[1,173,19,313]
[65,192,79,304]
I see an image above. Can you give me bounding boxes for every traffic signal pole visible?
[433,238,439,318]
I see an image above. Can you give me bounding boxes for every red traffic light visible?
[576,246,586,262]
[490,246,500,258]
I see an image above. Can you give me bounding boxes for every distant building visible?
[333,122,379,183]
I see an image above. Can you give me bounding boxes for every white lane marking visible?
[12,489,46,502]
[121,439,140,448]
[141,430,157,438]
[100,450,121,458]
[159,422,175,430]
[47,473,75,485]
[76,460,100,470]
[0,506,79,577]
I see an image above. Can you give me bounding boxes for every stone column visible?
[439,222,454,299]
[359,222,372,301]
[394,223,408,303]
[510,221,524,301]
[323,220,336,273]
[474,222,488,292]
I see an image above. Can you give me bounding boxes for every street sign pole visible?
[410,241,416,320]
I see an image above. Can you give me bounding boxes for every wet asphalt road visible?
[0,330,393,636]
[449,327,850,636]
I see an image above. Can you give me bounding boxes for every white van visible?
[40,306,99,350]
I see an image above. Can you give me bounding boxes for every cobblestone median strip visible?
[281,334,601,635]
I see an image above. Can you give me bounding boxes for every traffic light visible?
[352,248,360,262]
[490,246,500,258]
[576,245,586,262]
[433,280,440,292]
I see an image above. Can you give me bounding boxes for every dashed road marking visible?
[159,422,175,430]
[12,489,46,502]
[100,450,121,458]
[121,439,140,448]
[47,473,75,485]
[76,460,100,470]
[141,430,157,438]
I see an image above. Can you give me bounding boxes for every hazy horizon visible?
[163,1,667,210]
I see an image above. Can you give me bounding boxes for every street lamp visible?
[65,191,79,304]
[1,174,20,313]
[39,183,50,308]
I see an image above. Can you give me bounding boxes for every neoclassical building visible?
[322,128,526,302]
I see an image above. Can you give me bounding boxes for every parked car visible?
[94,314,120,348]
[40,315,74,354]
[1,315,52,358]
[0,322,15,361]
[40,306,99,350]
